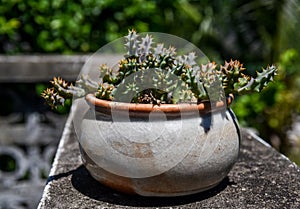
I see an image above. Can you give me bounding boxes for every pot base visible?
[80,146,225,196]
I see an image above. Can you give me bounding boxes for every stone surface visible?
[38,114,300,209]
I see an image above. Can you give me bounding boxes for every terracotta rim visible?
[85,94,234,114]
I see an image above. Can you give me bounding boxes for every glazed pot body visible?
[79,95,240,196]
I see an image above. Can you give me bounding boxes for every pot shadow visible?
[71,165,232,207]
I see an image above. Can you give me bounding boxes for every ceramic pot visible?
[79,94,240,196]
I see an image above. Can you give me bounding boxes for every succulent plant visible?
[42,29,277,109]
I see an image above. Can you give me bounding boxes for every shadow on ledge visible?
[71,165,232,207]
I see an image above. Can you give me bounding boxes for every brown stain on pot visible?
[111,141,153,158]
[133,143,153,158]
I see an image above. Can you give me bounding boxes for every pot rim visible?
[85,93,234,114]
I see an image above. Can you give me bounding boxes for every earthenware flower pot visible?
[78,94,240,196]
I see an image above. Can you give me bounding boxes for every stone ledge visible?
[0,54,122,83]
[38,113,300,209]
[0,55,88,82]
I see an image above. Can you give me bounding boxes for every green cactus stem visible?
[42,30,277,109]
[219,60,277,95]
[42,76,97,109]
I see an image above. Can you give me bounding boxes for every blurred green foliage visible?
[1,0,300,161]
[0,0,291,62]
[231,0,300,162]
[1,0,197,53]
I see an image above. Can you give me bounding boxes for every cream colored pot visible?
[78,94,240,196]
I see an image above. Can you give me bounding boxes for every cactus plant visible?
[42,29,277,109]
